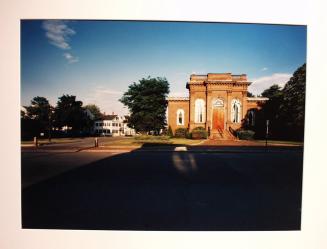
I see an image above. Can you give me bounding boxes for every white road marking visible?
[174,146,187,151]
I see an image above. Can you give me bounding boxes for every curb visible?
[21,145,303,153]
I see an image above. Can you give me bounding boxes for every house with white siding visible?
[93,114,135,136]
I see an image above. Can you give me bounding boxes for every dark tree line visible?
[21,95,102,140]
[243,63,306,141]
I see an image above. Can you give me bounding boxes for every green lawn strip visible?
[169,138,206,145]
[100,136,204,147]
[21,138,85,145]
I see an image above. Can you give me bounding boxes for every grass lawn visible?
[99,135,205,147]
[21,137,85,145]
[21,136,302,147]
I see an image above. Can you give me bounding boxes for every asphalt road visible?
[21,149,303,231]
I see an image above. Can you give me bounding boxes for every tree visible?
[261,85,282,98]
[23,96,53,140]
[261,84,283,120]
[84,104,103,120]
[24,96,51,123]
[246,64,306,141]
[247,91,255,97]
[120,77,170,134]
[258,84,284,139]
[53,94,89,133]
[279,63,306,140]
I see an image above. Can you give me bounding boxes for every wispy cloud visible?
[63,52,79,64]
[95,87,123,95]
[261,67,268,71]
[42,20,79,63]
[249,73,291,96]
[82,87,127,115]
[42,20,75,49]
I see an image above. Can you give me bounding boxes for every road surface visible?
[21,148,303,231]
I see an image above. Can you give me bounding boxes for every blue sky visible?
[21,20,306,115]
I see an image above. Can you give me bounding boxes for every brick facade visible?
[167,73,268,136]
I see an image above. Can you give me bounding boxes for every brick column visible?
[242,90,248,121]
[205,84,208,129]
[189,89,194,130]
[226,89,232,130]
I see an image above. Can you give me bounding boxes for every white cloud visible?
[43,20,79,64]
[63,52,79,64]
[249,73,292,96]
[261,67,268,71]
[42,20,75,50]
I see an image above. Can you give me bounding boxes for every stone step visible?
[210,129,236,140]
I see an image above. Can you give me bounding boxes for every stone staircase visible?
[210,129,236,140]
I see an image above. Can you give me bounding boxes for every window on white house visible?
[176,109,184,125]
[195,99,205,123]
[231,99,241,123]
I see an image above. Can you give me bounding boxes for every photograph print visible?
[21,20,306,230]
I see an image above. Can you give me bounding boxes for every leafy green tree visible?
[258,84,284,138]
[120,77,170,134]
[53,95,89,133]
[261,84,283,120]
[23,96,53,139]
[84,104,103,120]
[24,96,51,124]
[279,63,306,140]
[247,64,306,141]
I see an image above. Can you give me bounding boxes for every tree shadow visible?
[22,147,303,231]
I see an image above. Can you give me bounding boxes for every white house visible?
[93,114,136,136]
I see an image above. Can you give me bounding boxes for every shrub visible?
[186,130,192,139]
[191,126,208,139]
[236,129,255,140]
[167,126,173,137]
[174,128,188,138]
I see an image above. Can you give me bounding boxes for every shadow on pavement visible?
[22,145,303,231]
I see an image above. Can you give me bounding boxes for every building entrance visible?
[212,107,224,132]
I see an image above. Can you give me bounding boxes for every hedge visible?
[174,128,188,138]
[191,126,208,139]
[236,129,255,140]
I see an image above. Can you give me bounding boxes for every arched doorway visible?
[212,99,224,132]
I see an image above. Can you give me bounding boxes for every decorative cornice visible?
[187,81,251,85]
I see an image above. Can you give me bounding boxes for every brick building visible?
[167,73,268,138]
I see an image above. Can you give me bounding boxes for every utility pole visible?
[48,106,54,143]
[266,120,269,147]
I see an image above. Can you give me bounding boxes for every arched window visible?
[231,99,241,123]
[195,99,205,123]
[176,109,184,125]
